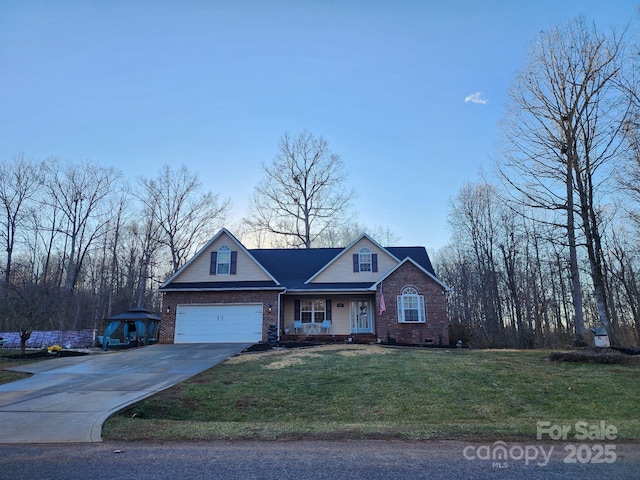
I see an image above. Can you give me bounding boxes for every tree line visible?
[0,159,230,348]
[435,17,640,348]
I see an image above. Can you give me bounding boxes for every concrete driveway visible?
[0,343,249,444]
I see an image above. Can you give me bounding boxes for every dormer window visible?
[353,248,378,272]
[216,246,231,274]
[359,248,371,272]
[210,246,237,275]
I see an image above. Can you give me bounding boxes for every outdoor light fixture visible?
[268,304,272,313]
[165,305,171,313]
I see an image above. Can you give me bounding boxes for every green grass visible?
[103,345,640,442]
[0,349,38,383]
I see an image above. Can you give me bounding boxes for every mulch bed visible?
[549,347,640,364]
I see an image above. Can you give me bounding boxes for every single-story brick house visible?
[159,228,449,346]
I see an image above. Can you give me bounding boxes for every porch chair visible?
[319,320,331,334]
[293,320,304,334]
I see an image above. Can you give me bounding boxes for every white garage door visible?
[175,304,263,343]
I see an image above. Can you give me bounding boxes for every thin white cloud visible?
[464,92,489,105]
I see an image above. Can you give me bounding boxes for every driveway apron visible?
[0,343,249,444]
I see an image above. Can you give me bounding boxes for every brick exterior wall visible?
[160,264,449,346]
[159,290,281,343]
[375,262,449,346]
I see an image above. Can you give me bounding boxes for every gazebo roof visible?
[106,307,161,322]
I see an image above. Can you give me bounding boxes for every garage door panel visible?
[175,304,263,343]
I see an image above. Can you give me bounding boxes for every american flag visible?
[379,283,386,315]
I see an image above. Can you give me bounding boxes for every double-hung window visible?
[353,248,377,272]
[359,248,372,272]
[210,246,237,275]
[397,286,426,323]
[216,246,231,275]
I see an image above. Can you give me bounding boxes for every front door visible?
[350,299,373,334]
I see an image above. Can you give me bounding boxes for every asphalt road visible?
[1,440,639,480]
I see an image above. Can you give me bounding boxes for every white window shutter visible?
[397,295,403,322]
[419,295,426,323]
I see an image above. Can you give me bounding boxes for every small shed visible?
[101,308,161,349]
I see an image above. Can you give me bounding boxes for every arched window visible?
[216,245,231,275]
[397,286,426,323]
[359,247,371,272]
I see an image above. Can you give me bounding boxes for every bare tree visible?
[0,155,43,297]
[1,265,60,355]
[130,200,163,308]
[43,159,123,292]
[246,131,356,248]
[620,34,640,227]
[138,164,230,274]
[608,227,640,343]
[497,17,631,345]
[448,183,504,345]
[314,222,399,248]
[437,180,586,348]
[98,193,129,320]
[27,191,65,287]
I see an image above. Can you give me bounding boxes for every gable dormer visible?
[306,235,399,284]
[162,229,277,285]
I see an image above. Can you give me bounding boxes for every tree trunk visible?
[573,154,615,343]
[19,329,31,356]
[566,155,587,347]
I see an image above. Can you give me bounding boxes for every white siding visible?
[172,234,273,284]
[330,298,352,335]
[310,238,398,283]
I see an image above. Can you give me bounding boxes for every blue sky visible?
[1,1,638,250]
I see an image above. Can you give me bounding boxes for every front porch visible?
[280,294,378,340]
[279,333,379,344]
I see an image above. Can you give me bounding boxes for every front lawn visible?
[0,349,51,383]
[103,344,640,442]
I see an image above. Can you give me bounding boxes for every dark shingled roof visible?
[250,248,342,289]
[286,282,378,291]
[386,247,436,275]
[162,246,437,291]
[160,280,280,290]
[250,246,437,290]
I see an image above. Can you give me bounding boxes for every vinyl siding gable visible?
[309,238,398,284]
[171,234,273,284]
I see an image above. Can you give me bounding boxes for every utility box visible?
[590,326,610,348]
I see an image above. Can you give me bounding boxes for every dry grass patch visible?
[228,344,392,370]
